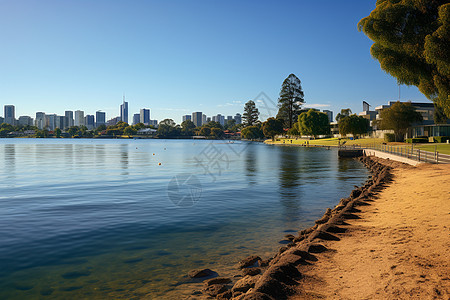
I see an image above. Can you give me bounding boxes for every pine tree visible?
[243,100,259,127]
[277,74,305,129]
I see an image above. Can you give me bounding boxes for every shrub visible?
[433,136,450,143]
[405,137,428,143]
[384,133,395,142]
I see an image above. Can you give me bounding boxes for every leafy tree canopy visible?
[336,108,352,122]
[377,101,423,141]
[262,117,284,141]
[358,0,450,117]
[277,73,305,129]
[338,114,370,137]
[298,109,330,138]
[241,125,264,140]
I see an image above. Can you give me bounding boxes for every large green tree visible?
[377,101,423,141]
[241,125,264,140]
[298,109,330,138]
[358,0,450,117]
[262,117,284,141]
[338,114,370,138]
[335,108,352,122]
[277,73,305,129]
[243,100,259,127]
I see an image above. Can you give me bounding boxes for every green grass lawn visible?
[266,138,450,155]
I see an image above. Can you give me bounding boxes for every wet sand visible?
[291,160,450,299]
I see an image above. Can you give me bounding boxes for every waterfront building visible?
[35,112,46,129]
[55,116,65,129]
[74,110,85,127]
[85,115,95,130]
[120,97,128,124]
[234,113,242,124]
[323,110,333,123]
[46,114,57,131]
[64,111,74,128]
[192,112,203,127]
[4,105,15,125]
[140,108,150,125]
[182,114,191,123]
[132,113,140,125]
[107,116,121,126]
[18,116,34,126]
[95,111,106,128]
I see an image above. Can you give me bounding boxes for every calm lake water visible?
[0,139,369,299]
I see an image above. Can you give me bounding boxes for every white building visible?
[74,110,85,127]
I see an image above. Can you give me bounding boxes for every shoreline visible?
[185,156,393,299]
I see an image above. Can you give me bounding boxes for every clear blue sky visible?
[0,0,430,123]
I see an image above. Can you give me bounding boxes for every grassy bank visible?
[265,137,450,155]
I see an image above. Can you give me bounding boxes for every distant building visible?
[55,116,65,129]
[4,105,15,125]
[149,120,158,127]
[65,111,74,128]
[74,110,85,127]
[85,115,95,130]
[18,116,33,126]
[206,117,211,123]
[182,114,191,123]
[140,108,150,125]
[107,116,121,126]
[46,114,57,131]
[192,112,203,127]
[0,117,4,124]
[35,112,46,129]
[96,111,106,128]
[227,116,233,122]
[323,110,333,123]
[120,97,128,124]
[132,113,140,125]
[234,113,242,125]
[202,114,207,125]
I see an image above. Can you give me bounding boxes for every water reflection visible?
[278,147,302,222]
[4,144,15,180]
[244,143,257,185]
[120,144,129,176]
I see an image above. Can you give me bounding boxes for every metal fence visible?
[339,144,450,164]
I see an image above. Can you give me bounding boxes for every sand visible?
[291,161,450,299]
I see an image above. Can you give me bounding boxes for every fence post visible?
[418,149,420,161]
[437,152,439,163]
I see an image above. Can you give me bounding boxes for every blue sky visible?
[0,0,430,124]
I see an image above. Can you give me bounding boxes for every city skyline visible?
[0,1,431,123]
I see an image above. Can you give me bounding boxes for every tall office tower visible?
[202,114,207,125]
[74,110,85,126]
[95,111,106,128]
[65,111,74,128]
[215,114,225,126]
[234,113,242,124]
[4,105,15,125]
[120,96,128,124]
[323,110,333,123]
[192,112,203,127]
[85,115,95,129]
[0,117,4,124]
[35,112,46,129]
[182,115,191,123]
[132,113,140,125]
[46,114,57,131]
[227,116,233,122]
[206,117,211,123]
[55,116,65,129]
[140,108,150,125]
[18,116,33,126]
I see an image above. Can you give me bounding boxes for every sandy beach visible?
[291,160,450,299]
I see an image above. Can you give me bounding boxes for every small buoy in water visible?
[164,148,166,150]
[136,147,138,149]
[153,153,155,155]
[158,163,161,165]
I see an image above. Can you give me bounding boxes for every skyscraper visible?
[120,96,128,124]
[234,113,242,124]
[55,116,65,129]
[132,113,140,125]
[182,115,191,123]
[96,111,106,128]
[85,115,95,129]
[46,114,57,131]
[35,112,46,129]
[18,116,33,126]
[65,111,74,128]
[74,110,85,126]
[140,108,150,125]
[4,105,15,125]
[192,112,203,127]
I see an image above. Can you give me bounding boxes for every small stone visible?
[203,284,227,297]
[238,255,261,269]
[188,268,216,278]
[243,268,261,276]
[204,277,232,286]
